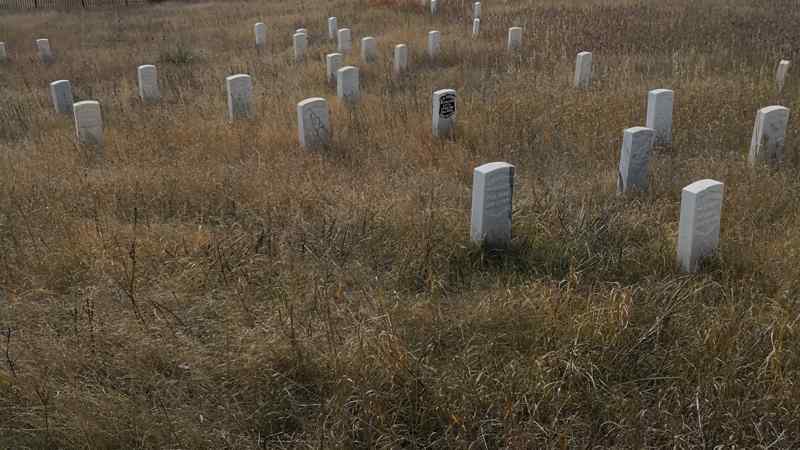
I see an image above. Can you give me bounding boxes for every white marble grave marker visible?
[574,51,592,88]
[473,2,481,19]
[50,80,73,114]
[428,31,441,59]
[430,0,438,14]
[432,89,457,138]
[776,60,790,93]
[677,179,724,273]
[361,37,377,64]
[36,38,53,64]
[73,100,103,147]
[0,43,6,62]
[326,53,343,85]
[471,162,515,248]
[337,66,360,105]
[297,97,331,150]
[137,65,160,103]
[646,89,673,145]
[254,23,267,48]
[293,32,307,62]
[393,44,408,76]
[748,105,790,167]
[508,27,522,51]
[472,19,480,38]
[226,74,254,121]
[337,28,352,53]
[328,17,338,40]
[617,127,655,194]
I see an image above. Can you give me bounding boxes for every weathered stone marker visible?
[646,89,674,145]
[337,66,360,105]
[296,28,307,35]
[776,59,790,93]
[328,17,338,40]
[36,38,53,64]
[254,23,267,48]
[428,31,440,59]
[50,80,73,114]
[73,100,103,147]
[574,51,592,88]
[293,33,307,62]
[508,27,522,51]
[432,89,457,138]
[297,97,331,150]
[471,162,515,248]
[473,1,481,19]
[430,0,438,14]
[226,74,253,121]
[472,19,480,38]
[337,28,352,53]
[748,105,790,167]
[137,65,160,103]
[677,179,724,273]
[393,44,408,76]
[326,53,343,85]
[0,43,6,62]
[617,127,655,194]
[361,37,377,63]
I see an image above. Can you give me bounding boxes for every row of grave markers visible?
[2,12,795,275]
[56,67,787,274]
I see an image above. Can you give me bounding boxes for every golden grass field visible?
[1,0,800,447]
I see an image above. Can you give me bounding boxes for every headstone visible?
[226,74,254,121]
[326,53,344,85]
[254,22,267,49]
[36,38,53,64]
[430,0,437,14]
[428,31,440,59]
[296,28,307,35]
[361,37,377,63]
[473,1,481,19]
[677,179,724,273]
[393,44,408,76]
[328,17,338,40]
[337,28,352,53]
[472,19,480,38]
[776,59,790,93]
[297,97,331,150]
[137,65,160,103]
[293,32,307,62]
[617,127,655,194]
[574,51,592,88]
[748,105,790,167]
[337,66,360,105]
[508,27,522,51]
[470,162,514,248]
[73,100,103,147]
[50,80,73,114]
[432,88,457,138]
[0,43,6,62]
[646,89,674,145]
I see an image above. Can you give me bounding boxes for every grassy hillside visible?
[1,0,800,447]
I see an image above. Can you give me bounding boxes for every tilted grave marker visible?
[677,179,724,273]
[471,162,515,248]
[748,105,790,167]
[50,80,73,114]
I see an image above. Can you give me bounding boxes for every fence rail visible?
[0,0,146,9]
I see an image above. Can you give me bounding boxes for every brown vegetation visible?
[1,0,800,447]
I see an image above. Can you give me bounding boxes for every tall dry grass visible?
[1,0,800,447]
